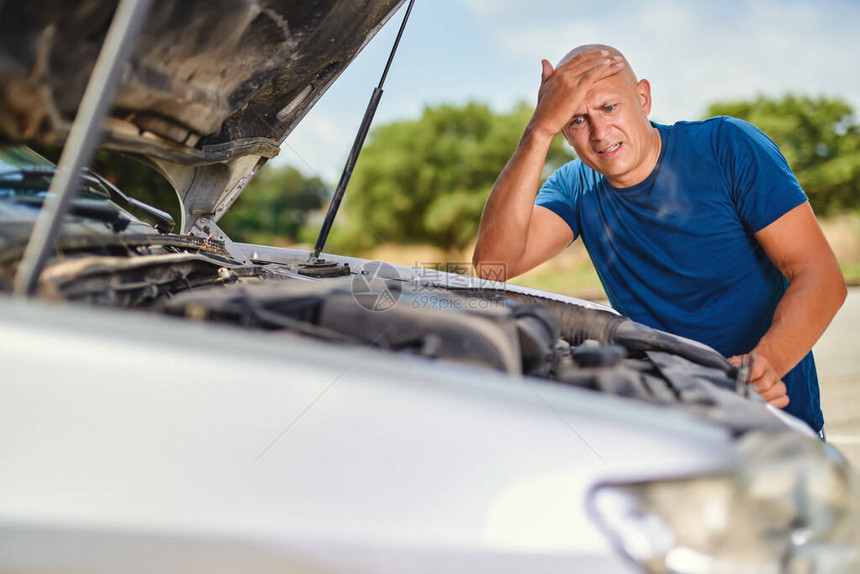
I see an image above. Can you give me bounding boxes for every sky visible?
[275,0,860,182]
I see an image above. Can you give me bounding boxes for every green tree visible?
[327,101,574,254]
[219,164,328,245]
[705,95,860,215]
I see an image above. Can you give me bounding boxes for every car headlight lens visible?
[589,431,860,573]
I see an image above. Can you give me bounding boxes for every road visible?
[814,287,860,465]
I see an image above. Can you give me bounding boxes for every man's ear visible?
[637,79,652,116]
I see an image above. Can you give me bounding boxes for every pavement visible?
[813,287,860,466]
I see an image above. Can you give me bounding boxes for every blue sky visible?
[276,0,860,182]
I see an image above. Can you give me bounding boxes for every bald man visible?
[472,45,846,434]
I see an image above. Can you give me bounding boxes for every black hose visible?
[611,321,732,372]
[453,288,733,373]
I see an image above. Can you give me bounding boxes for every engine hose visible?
[455,288,733,374]
[611,321,732,372]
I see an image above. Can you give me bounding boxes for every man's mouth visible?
[598,142,622,155]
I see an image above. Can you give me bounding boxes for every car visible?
[1,1,859,572]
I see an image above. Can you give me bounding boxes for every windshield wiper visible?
[84,169,175,233]
[9,194,133,232]
[0,165,174,233]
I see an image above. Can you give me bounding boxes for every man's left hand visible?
[728,353,790,408]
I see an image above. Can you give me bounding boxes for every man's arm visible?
[729,202,847,407]
[472,129,573,280]
[473,52,624,280]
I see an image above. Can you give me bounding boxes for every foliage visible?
[705,95,860,215]
[326,101,574,254]
[219,164,329,245]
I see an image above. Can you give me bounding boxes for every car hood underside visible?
[0,0,406,236]
[0,0,404,163]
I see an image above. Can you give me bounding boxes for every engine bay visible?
[0,241,788,437]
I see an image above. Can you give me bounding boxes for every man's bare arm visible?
[472,128,572,280]
[473,52,625,280]
[729,202,847,407]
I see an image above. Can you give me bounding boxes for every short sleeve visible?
[534,160,581,240]
[715,117,808,233]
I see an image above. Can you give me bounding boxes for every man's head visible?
[557,45,661,188]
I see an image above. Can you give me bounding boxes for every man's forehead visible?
[587,75,631,102]
[565,78,635,117]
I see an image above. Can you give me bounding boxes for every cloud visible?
[458,0,531,17]
[271,111,356,183]
[459,0,571,18]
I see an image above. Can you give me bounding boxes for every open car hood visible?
[0,0,405,239]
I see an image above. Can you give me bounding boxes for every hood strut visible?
[300,0,415,275]
[13,0,154,296]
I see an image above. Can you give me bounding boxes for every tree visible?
[705,95,860,215]
[219,164,328,245]
[326,101,574,254]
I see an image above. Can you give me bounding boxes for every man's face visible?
[561,71,658,188]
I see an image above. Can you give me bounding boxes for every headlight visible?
[588,431,860,573]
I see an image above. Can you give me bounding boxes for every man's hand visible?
[529,50,625,139]
[728,353,790,408]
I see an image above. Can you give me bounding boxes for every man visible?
[472,45,846,433]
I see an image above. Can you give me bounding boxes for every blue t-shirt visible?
[536,117,822,431]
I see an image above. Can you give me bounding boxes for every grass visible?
[508,264,604,297]
[820,211,860,285]
[507,246,606,300]
[841,263,860,286]
[357,240,608,300]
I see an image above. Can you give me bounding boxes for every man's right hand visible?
[529,50,625,139]
[728,353,790,408]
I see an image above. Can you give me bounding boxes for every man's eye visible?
[570,117,585,127]
[604,105,616,112]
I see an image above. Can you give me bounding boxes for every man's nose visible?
[590,117,611,142]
